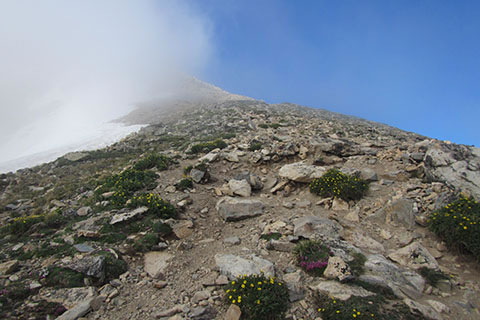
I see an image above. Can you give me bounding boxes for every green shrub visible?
[43,212,67,229]
[249,142,263,151]
[310,169,369,201]
[189,139,227,154]
[133,154,174,171]
[418,267,449,287]
[224,274,289,320]
[44,267,85,288]
[428,197,480,260]
[5,214,43,235]
[294,240,331,276]
[34,242,75,258]
[258,123,269,129]
[183,165,193,175]
[96,168,158,207]
[260,232,282,241]
[96,251,128,282]
[348,252,367,278]
[133,233,159,252]
[152,221,173,236]
[176,177,193,191]
[99,168,157,194]
[129,193,176,219]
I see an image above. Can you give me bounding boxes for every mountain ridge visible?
[0,80,479,320]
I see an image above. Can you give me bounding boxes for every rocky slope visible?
[1,84,480,320]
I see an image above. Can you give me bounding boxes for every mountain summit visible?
[0,80,480,319]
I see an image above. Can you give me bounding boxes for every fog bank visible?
[0,0,212,166]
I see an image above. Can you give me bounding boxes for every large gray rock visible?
[283,270,305,302]
[55,297,94,320]
[190,168,206,183]
[360,168,378,181]
[144,252,173,279]
[0,260,18,275]
[225,304,242,320]
[360,254,425,299]
[323,256,352,282]
[228,179,252,197]
[424,143,480,199]
[76,206,92,217]
[346,232,385,253]
[309,280,375,301]
[369,199,416,229]
[110,206,149,225]
[198,151,219,163]
[63,152,89,162]
[65,256,105,279]
[388,242,439,270]
[278,162,326,183]
[216,197,264,221]
[234,171,263,190]
[404,298,443,320]
[215,254,274,279]
[293,216,344,240]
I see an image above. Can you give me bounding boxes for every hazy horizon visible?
[0,0,213,165]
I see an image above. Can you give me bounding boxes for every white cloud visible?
[0,0,212,162]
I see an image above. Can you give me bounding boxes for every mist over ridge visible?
[0,0,212,166]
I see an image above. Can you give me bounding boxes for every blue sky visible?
[193,0,480,146]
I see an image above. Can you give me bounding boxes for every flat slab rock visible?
[144,251,173,279]
[388,242,439,270]
[56,297,95,320]
[110,206,149,225]
[215,254,274,279]
[278,161,326,183]
[216,197,264,221]
[359,254,425,300]
[309,280,375,301]
[294,216,344,240]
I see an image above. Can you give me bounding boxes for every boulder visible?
[323,256,352,282]
[225,304,241,320]
[77,206,92,217]
[424,143,480,199]
[190,169,205,183]
[346,232,385,253]
[309,280,375,301]
[216,197,264,221]
[65,255,105,279]
[144,252,173,279]
[214,254,274,279]
[294,216,344,240]
[110,206,149,225]
[228,179,252,197]
[234,171,263,190]
[63,152,89,162]
[359,254,425,299]
[283,270,305,302]
[404,298,443,320]
[0,260,19,275]
[224,152,240,162]
[198,151,219,163]
[388,242,439,270]
[278,162,326,183]
[369,199,416,229]
[360,168,378,181]
[56,297,94,320]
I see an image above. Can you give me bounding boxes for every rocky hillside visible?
[1,88,480,320]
